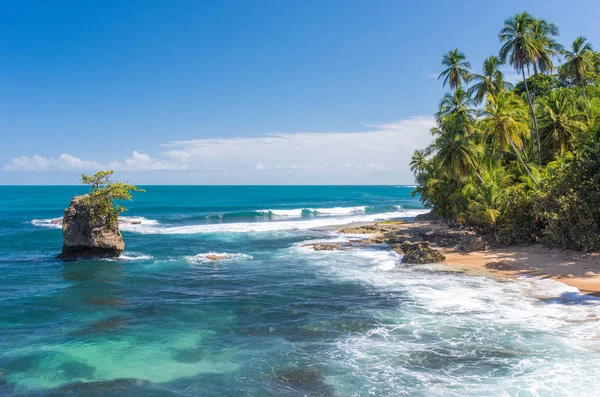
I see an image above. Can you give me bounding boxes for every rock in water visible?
[302,242,351,251]
[58,195,125,259]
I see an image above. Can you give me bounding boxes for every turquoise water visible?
[1,186,599,396]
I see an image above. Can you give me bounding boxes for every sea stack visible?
[58,195,125,259]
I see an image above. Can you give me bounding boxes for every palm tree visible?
[563,36,594,103]
[428,116,484,183]
[531,19,562,99]
[538,90,587,156]
[409,150,428,177]
[499,12,542,165]
[468,55,513,105]
[436,88,476,123]
[438,49,472,90]
[462,159,514,230]
[481,91,538,186]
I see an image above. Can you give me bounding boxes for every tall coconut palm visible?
[436,88,476,123]
[428,116,484,183]
[468,55,513,105]
[563,36,595,103]
[538,90,587,156]
[499,12,542,165]
[531,19,562,99]
[438,49,472,91]
[480,91,538,186]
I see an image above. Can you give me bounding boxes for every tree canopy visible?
[412,12,600,251]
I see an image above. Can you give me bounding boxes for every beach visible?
[338,219,600,296]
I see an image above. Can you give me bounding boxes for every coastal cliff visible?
[58,195,125,259]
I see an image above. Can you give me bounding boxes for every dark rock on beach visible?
[457,234,488,253]
[58,195,124,259]
[394,241,446,264]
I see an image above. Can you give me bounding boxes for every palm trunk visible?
[521,68,541,166]
[475,172,485,184]
[532,64,538,103]
[504,129,538,187]
[581,77,587,104]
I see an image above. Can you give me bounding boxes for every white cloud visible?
[4,154,103,171]
[3,116,435,183]
[115,151,188,171]
[160,116,434,173]
[4,151,184,172]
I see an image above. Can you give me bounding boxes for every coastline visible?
[339,219,600,296]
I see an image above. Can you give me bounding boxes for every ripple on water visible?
[2,225,600,396]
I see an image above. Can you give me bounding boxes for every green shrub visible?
[81,170,144,227]
[534,142,600,251]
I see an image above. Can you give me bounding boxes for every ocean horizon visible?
[1,185,599,396]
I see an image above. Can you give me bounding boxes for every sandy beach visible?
[341,220,600,296]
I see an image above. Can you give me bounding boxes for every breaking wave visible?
[121,209,430,235]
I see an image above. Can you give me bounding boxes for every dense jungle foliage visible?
[412,12,600,251]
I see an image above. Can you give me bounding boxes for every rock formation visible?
[457,235,488,253]
[58,195,125,259]
[302,242,352,251]
[393,241,446,264]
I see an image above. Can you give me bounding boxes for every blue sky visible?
[1,0,598,184]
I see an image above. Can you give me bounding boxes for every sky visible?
[1,0,598,185]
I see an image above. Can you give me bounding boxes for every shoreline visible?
[338,219,600,296]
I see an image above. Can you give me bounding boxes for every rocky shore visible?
[333,218,600,296]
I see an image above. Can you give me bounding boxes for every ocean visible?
[0,185,599,396]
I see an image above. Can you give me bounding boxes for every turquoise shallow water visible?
[1,186,599,396]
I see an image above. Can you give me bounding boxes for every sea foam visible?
[31,216,159,230]
[121,209,430,235]
[293,241,600,396]
[31,219,62,229]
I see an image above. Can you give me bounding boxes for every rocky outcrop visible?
[414,210,442,221]
[420,229,469,247]
[302,242,351,251]
[338,225,381,234]
[339,220,405,234]
[58,195,124,259]
[457,235,488,253]
[393,241,446,264]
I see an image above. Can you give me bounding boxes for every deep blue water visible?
[1,186,599,397]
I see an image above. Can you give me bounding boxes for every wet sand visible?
[339,220,600,296]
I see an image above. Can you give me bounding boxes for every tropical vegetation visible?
[412,12,600,251]
[81,170,144,227]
